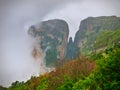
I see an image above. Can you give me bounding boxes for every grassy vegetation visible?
[95,29,120,49]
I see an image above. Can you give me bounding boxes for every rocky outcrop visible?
[28,19,69,66]
[65,37,79,60]
[74,16,120,54]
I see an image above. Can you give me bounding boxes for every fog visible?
[0,0,120,87]
[43,0,120,38]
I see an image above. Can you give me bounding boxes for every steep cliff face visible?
[28,16,120,64]
[74,16,120,54]
[28,19,69,66]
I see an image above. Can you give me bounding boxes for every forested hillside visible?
[2,42,119,90]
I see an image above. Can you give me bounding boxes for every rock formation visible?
[28,19,69,66]
[28,16,120,65]
[65,37,79,60]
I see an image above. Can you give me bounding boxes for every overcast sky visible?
[0,0,120,87]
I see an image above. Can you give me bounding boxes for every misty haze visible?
[0,0,120,89]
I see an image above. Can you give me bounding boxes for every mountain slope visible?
[95,29,120,49]
[74,16,120,54]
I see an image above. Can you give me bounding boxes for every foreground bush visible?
[72,43,120,90]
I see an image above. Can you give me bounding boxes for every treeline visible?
[1,43,120,90]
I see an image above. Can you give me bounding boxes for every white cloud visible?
[43,1,120,39]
